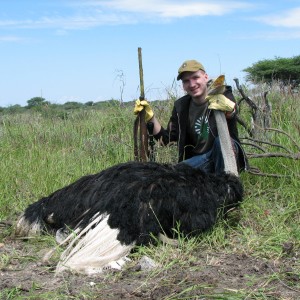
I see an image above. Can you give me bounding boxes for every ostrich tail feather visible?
[55,213,134,275]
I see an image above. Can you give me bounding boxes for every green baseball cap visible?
[177,60,206,80]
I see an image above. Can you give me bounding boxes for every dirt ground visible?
[1,224,300,300]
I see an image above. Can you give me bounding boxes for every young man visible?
[134,59,247,174]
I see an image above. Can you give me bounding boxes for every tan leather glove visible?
[206,94,235,112]
[206,75,235,112]
[133,99,154,122]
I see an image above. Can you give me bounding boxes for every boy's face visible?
[181,70,209,100]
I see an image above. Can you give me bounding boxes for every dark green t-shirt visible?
[188,100,217,154]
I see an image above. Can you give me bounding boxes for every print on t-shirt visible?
[194,115,209,142]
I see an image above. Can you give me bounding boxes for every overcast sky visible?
[1,0,299,107]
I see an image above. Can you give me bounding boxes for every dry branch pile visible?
[233,78,300,177]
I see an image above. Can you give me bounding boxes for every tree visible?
[243,55,300,86]
[84,101,94,107]
[27,97,47,108]
[63,101,83,110]
[5,104,25,114]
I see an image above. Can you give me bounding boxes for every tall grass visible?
[229,84,300,258]
[0,105,135,218]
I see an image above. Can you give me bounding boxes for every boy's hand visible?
[134,99,154,122]
[207,94,235,112]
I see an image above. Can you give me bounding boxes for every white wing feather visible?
[55,213,135,275]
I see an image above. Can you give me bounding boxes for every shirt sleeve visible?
[154,105,179,146]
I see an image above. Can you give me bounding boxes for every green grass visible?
[0,87,299,299]
[0,105,135,217]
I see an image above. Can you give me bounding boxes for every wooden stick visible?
[133,47,148,162]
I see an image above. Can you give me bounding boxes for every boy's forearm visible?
[148,116,162,135]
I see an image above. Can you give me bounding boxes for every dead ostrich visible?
[15,161,243,274]
[15,75,243,275]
